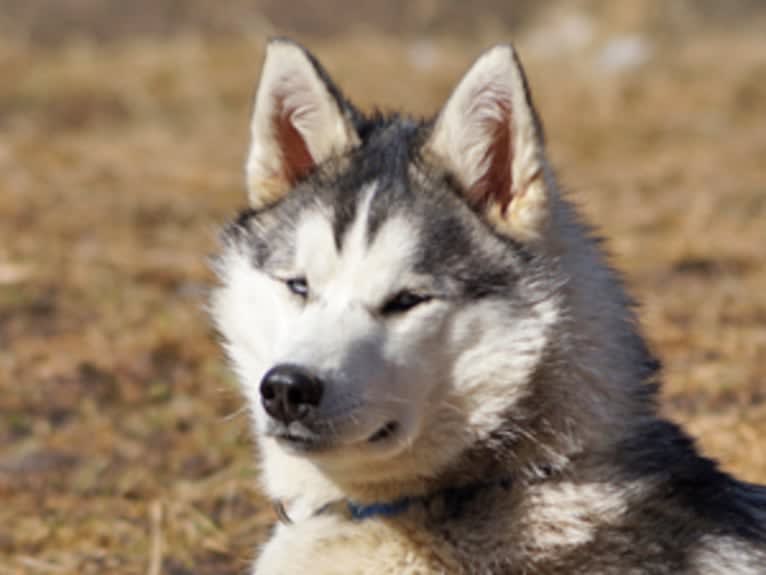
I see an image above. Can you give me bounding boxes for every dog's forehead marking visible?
[341,181,379,272]
[294,181,418,302]
[295,209,339,285]
[336,181,416,302]
[294,182,377,287]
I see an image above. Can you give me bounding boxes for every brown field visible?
[1,3,765,574]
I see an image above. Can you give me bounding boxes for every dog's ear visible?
[246,39,358,208]
[426,45,549,242]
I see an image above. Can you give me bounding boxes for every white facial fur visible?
[212,184,559,496]
[216,185,445,460]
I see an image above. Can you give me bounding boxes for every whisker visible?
[221,404,251,422]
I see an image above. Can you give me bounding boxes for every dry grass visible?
[1,14,765,575]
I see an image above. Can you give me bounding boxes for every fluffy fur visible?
[211,38,766,574]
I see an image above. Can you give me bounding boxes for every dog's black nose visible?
[260,364,324,424]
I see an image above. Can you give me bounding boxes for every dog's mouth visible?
[266,420,402,454]
[275,431,327,452]
[272,420,400,452]
[367,421,399,443]
[268,421,327,452]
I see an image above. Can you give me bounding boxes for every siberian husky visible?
[211,38,766,574]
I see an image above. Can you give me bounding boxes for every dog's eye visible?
[381,290,431,315]
[286,277,309,298]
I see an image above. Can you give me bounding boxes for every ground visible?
[1,5,765,574]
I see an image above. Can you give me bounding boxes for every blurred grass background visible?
[1,1,765,573]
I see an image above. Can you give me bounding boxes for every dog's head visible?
[213,39,575,491]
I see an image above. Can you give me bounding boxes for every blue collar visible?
[274,479,513,525]
[347,496,415,521]
[346,478,513,522]
[273,479,512,525]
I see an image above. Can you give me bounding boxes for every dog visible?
[211,38,766,574]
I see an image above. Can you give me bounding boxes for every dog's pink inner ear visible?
[469,98,514,214]
[273,94,316,185]
[427,45,549,240]
[246,40,358,209]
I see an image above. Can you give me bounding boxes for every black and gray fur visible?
[212,39,766,574]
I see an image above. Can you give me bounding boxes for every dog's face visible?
[213,40,561,484]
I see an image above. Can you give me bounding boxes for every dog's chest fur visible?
[258,473,765,575]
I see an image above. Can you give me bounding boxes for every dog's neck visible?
[258,421,584,524]
[272,474,518,525]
